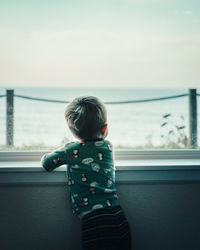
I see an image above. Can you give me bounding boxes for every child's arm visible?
[41,145,67,172]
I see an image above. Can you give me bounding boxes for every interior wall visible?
[0,182,200,250]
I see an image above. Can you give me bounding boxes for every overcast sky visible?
[0,0,199,88]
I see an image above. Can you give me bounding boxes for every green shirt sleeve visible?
[41,145,67,172]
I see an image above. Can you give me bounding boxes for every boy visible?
[41,96,131,250]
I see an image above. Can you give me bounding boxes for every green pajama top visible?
[41,139,119,216]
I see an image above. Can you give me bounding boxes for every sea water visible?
[0,87,199,148]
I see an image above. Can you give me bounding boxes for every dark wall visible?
[0,182,200,250]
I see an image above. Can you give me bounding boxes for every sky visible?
[0,0,200,88]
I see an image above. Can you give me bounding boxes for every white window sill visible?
[0,157,200,185]
[0,149,200,160]
[0,158,200,169]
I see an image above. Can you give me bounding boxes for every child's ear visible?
[101,124,107,134]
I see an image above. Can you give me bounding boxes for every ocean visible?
[0,87,199,148]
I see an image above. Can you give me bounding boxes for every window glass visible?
[0,87,199,150]
[0,0,199,151]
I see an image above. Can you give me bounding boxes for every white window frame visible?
[0,149,200,185]
[0,149,200,162]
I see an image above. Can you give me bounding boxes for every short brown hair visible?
[65,96,107,141]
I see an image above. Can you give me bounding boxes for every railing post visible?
[6,89,14,147]
[189,89,197,148]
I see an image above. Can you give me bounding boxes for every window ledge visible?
[0,158,200,185]
[0,149,200,161]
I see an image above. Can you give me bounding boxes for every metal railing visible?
[0,89,199,148]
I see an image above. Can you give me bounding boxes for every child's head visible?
[65,96,107,141]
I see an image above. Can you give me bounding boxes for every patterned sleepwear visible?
[41,139,131,249]
[41,139,119,215]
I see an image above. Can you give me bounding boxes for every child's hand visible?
[41,154,54,172]
[41,147,66,171]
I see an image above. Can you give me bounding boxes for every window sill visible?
[0,158,200,185]
[0,149,200,161]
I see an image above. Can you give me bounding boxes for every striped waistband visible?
[81,204,122,220]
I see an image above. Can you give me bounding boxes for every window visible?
[0,87,199,151]
[0,0,199,152]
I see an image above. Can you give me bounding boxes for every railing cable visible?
[14,93,190,104]
[14,94,70,104]
[104,94,188,104]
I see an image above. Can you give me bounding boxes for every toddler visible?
[41,96,131,250]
